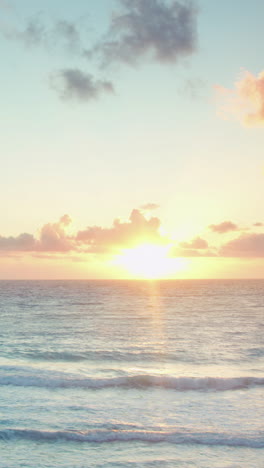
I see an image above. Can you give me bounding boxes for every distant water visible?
[0,279,263,467]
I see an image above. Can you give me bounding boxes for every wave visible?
[17,349,194,363]
[0,428,263,448]
[1,372,264,391]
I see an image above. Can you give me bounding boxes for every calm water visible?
[0,279,263,467]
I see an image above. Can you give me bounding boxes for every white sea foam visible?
[1,372,264,391]
[1,280,264,467]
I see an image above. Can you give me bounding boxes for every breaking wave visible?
[0,428,263,448]
[1,372,264,391]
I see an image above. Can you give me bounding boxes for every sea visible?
[0,279,263,467]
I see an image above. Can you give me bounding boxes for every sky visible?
[1,0,264,279]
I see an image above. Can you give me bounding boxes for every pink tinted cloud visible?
[0,215,74,253]
[179,236,208,249]
[0,233,36,251]
[76,208,163,253]
[38,214,73,252]
[140,203,160,211]
[0,209,163,256]
[209,221,238,234]
[220,233,264,257]
[216,70,264,125]
[170,236,216,257]
[2,210,264,260]
[170,247,216,257]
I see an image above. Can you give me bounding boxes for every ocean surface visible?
[0,279,263,467]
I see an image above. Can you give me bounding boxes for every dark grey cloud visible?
[50,68,114,101]
[2,1,198,104]
[90,0,197,66]
[209,221,238,234]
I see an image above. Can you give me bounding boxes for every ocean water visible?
[0,279,263,467]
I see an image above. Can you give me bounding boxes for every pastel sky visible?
[1,0,264,279]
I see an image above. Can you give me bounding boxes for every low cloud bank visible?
[1,211,264,259]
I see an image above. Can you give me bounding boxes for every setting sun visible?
[115,244,186,279]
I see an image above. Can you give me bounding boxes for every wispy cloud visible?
[171,248,216,257]
[140,203,160,211]
[50,68,114,101]
[216,70,264,126]
[89,0,197,66]
[4,16,82,52]
[181,77,205,99]
[0,0,11,10]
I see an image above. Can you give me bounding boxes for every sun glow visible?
[116,244,186,279]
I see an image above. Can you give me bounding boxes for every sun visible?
[115,243,185,279]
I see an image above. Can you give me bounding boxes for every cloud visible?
[179,236,208,249]
[170,236,216,257]
[2,210,264,261]
[170,246,216,257]
[0,233,36,252]
[55,20,81,51]
[181,77,205,99]
[50,68,115,101]
[90,0,197,66]
[209,221,238,234]
[140,203,159,211]
[38,214,73,252]
[76,208,163,253]
[216,70,264,126]
[0,0,12,10]
[0,215,73,253]
[0,209,163,255]
[1,2,199,104]
[5,16,82,51]
[13,18,46,47]
[253,222,263,227]
[220,233,264,257]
